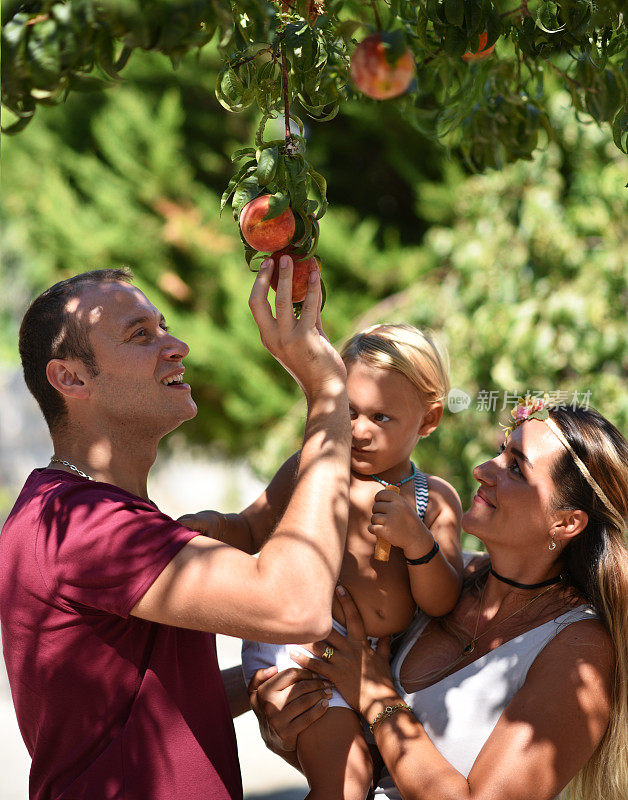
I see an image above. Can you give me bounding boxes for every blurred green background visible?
[1,43,626,542]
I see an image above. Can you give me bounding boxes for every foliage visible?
[3,0,627,169]
[256,92,628,516]
[1,42,626,527]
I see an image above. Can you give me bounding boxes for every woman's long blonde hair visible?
[547,407,628,800]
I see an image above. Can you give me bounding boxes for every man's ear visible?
[552,509,589,543]
[417,403,444,440]
[46,359,90,401]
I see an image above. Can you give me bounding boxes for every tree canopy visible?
[1,1,626,522]
[2,1,627,188]
[2,38,626,509]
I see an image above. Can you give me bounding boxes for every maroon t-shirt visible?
[0,469,243,800]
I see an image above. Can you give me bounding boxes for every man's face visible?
[69,281,197,436]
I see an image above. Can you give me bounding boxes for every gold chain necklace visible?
[460,579,557,657]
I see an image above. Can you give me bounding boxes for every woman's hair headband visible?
[502,394,617,517]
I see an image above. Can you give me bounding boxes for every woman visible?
[250,399,628,800]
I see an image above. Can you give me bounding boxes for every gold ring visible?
[322,645,334,662]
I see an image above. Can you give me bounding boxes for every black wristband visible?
[405,540,439,565]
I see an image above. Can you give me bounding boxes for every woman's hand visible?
[248,666,332,755]
[290,586,400,719]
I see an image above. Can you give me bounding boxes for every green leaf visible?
[67,72,109,92]
[0,103,35,134]
[485,11,502,49]
[245,246,264,269]
[416,8,430,50]
[380,29,409,66]
[284,155,309,208]
[262,192,290,221]
[231,146,256,163]
[333,20,362,42]
[426,0,447,25]
[26,19,62,89]
[443,25,467,58]
[536,1,566,35]
[612,107,628,154]
[256,145,279,185]
[444,0,464,28]
[290,210,311,248]
[233,176,263,218]
[255,114,273,147]
[463,0,484,35]
[221,160,257,212]
[309,166,327,218]
[215,63,255,112]
[2,13,29,59]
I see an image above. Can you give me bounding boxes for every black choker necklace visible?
[489,566,564,590]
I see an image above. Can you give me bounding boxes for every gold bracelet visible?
[369,703,413,734]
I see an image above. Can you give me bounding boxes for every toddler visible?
[182,324,463,799]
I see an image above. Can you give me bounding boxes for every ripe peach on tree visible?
[350,32,415,100]
[269,249,320,303]
[239,194,295,252]
[462,32,496,63]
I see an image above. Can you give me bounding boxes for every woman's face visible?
[462,419,566,549]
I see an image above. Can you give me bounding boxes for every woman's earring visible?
[548,531,557,551]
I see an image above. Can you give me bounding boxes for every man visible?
[0,258,350,800]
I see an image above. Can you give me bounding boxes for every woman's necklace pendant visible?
[462,641,475,655]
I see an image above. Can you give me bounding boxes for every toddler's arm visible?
[407,476,463,616]
[369,476,463,617]
[178,452,301,554]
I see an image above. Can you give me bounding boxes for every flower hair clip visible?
[501,393,555,439]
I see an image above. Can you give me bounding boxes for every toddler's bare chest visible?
[335,482,417,636]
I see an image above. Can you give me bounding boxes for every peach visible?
[350,34,415,100]
[462,32,496,63]
[270,250,320,303]
[240,196,296,252]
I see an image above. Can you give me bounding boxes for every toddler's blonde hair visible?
[340,323,450,406]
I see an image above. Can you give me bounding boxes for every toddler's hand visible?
[177,510,226,539]
[368,489,432,554]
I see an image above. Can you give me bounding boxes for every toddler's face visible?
[346,359,426,477]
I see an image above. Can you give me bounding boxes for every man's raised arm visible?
[131,256,351,644]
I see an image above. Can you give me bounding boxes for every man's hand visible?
[249,255,347,400]
[178,510,226,539]
[248,666,331,755]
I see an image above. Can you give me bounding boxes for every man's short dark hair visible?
[19,268,134,432]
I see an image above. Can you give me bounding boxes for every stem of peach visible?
[370,0,382,30]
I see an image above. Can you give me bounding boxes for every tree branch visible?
[370,0,383,31]
[281,44,297,153]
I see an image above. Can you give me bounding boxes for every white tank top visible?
[374,601,599,798]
